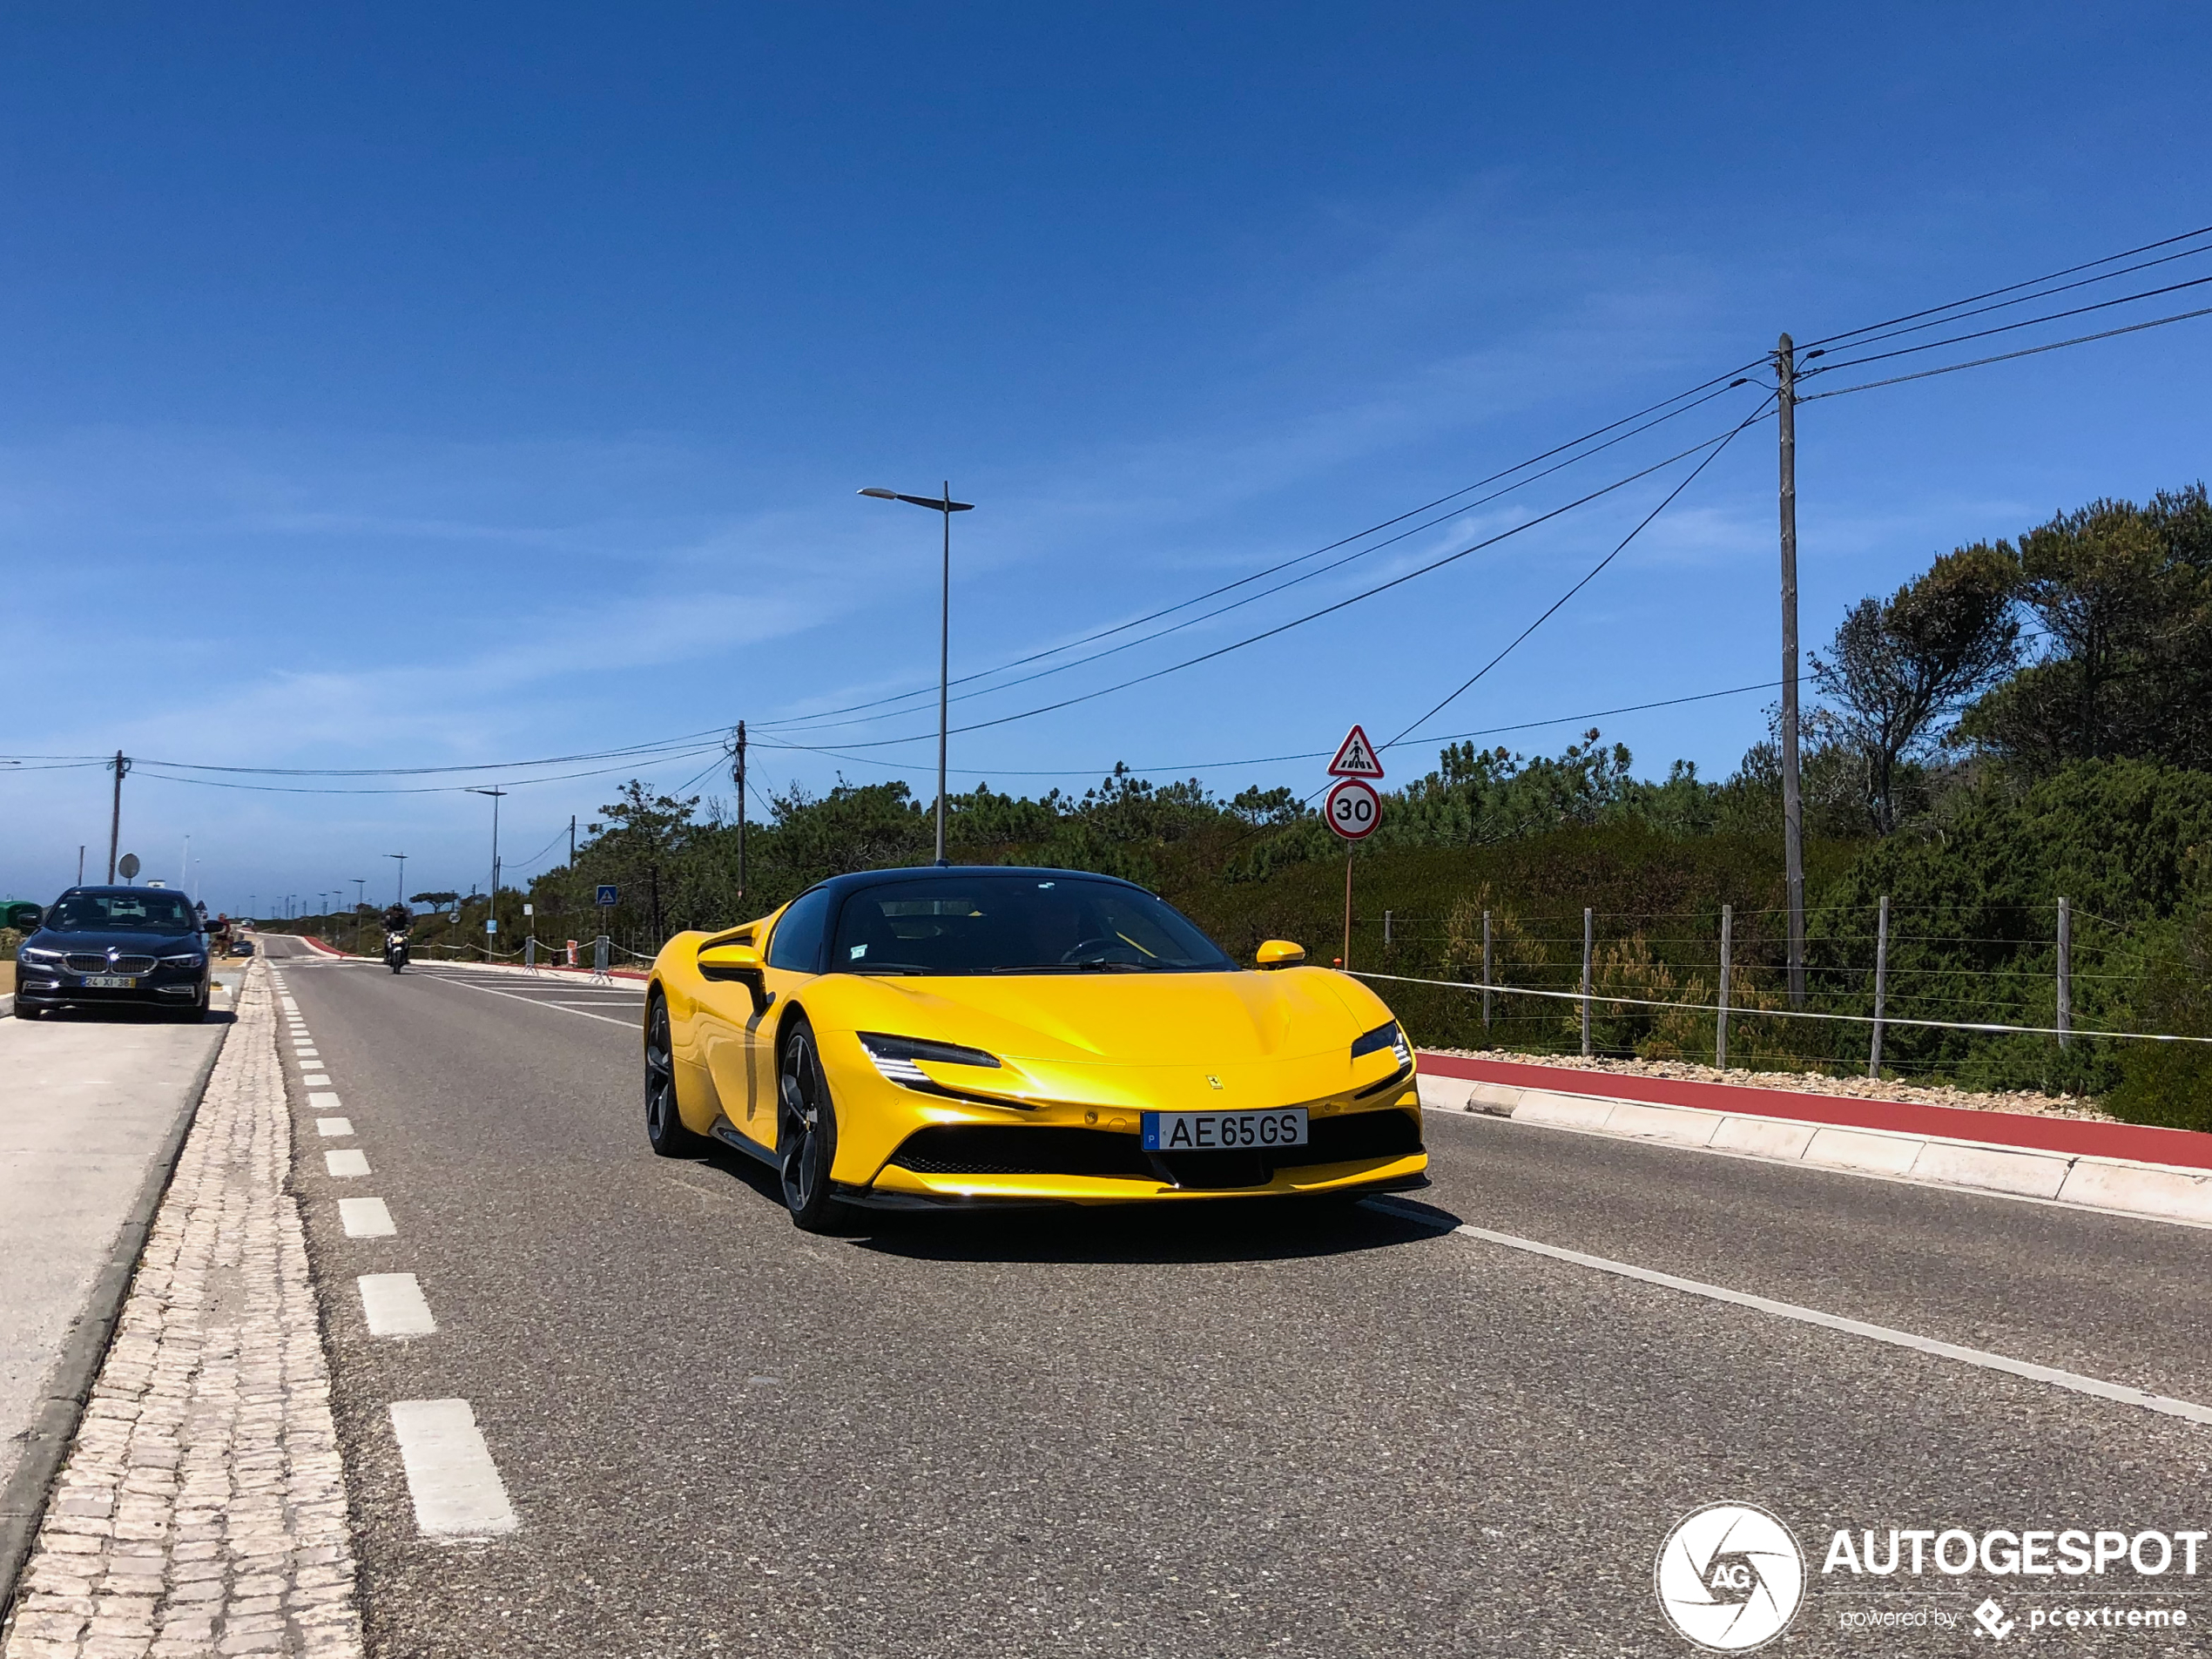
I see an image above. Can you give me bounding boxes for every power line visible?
[752,678,1778,780]
[1380,397,1777,752]
[1798,303,2212,403]
[771,421,1764,755]
[749,366,1769,735]
[1801,270,2212,379]
[765,381,1765,738]
[127,745,730,796]
[1797,221,2212,352]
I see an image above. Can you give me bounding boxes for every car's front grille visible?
[64,953,158,974]
[889,1125,1153,1178]
[885,1107,1424,1186]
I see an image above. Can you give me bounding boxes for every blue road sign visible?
[596,884,618,907]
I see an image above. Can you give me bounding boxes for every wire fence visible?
[1359,896,2168,1095]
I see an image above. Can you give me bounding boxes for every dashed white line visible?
[302,1073,334,1087]
[1375,1198,2212,1428]
[388,1399,519,1536]
[338,1197,395,1237]
[316,1117,354,1136]
[358,1273,437,1337]
[325,1149,371,1178]
[308,1091,342,1110]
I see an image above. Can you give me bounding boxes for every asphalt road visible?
[259,935,2212,1657]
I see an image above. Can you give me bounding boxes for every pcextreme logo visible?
[1655,1503,1807,1652]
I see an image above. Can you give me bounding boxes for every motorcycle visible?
[385,929,409,974]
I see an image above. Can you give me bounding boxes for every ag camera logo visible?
[1656,1502,1806,1651]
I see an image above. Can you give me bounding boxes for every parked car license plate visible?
[83,974,137,988]
[1143,1108,1307,1150]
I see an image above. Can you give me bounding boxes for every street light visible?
[859,482,974,865]
[466,787,507,951]
[388,853,407,908]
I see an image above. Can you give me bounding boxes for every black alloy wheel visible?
[644,994,698,1157]
[777,1019,844,1231]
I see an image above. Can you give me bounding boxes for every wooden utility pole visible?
[1777,334,1806,1008]
[106,752,130,882]
[733,720,748,902]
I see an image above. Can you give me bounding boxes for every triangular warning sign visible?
[1328,724,1385,779]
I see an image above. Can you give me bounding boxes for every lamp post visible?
[354,878,368,953]
[860,482,974,866]
[388,853,407,908]
[467,787,507,949]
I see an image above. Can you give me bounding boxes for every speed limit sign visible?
[1325,777,1380,840]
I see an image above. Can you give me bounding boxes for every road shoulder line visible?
[1372,1197,2212,1428]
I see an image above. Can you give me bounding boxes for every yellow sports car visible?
[643,866,1426,1229]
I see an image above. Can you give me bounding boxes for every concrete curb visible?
[0,973,243,1626]
[1416,1068,2212,1229]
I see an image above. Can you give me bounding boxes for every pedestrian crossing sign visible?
[1328,725,1385,779]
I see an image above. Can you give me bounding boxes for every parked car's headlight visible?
[18,946,64,966]
[1352,1020,1411,1066]
[857,1031,1002,1085]
[160,952,207,970]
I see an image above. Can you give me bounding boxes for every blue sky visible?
[5,3,2209,915]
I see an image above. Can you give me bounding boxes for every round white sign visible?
[1654,1502,1804,1651]
[1324,777,1380,840]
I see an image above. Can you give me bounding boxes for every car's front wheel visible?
[777,1019,846,1232]
[644,994,700,1157]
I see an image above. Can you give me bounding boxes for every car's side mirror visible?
[698,941,773,1015]
[4,902,42,931]
[1256,939,1305,969]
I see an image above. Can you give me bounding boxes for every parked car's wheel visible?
[778,1018,847,1232]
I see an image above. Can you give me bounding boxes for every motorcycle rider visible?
[381,902,411,970]
[381,901,411,935]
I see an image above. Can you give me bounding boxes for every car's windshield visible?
[828,874,1235,974]
[45,891,199,934]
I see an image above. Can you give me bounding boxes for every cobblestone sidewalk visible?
[3,962,365,1658]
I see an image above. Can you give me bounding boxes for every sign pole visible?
[1342,850,1354,971]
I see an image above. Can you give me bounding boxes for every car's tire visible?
[777,1018,847,1232]
[644,993,701,1157]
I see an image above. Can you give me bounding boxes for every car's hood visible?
[819,965,1384,1066]
[28,928,200,955]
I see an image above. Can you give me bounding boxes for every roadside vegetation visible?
[270,484,2212,1129]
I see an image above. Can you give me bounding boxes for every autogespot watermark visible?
[1655,1503,1808,1651]
[1657,1509,2207,1648]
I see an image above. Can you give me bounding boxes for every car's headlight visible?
[19,946,64,966]
[858,1031,1002,1085]
[1352,1021,1411,1067]
[160,952,207,970]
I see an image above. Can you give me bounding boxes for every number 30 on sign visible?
[1325,777,1380,840]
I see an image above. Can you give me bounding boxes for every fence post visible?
[524,935,536,970]
[1716,904,1731,1070]
[1383,909,1393,947]
[1581,907,1593,1058]
[1869,894,1889,1078]
[2056,895,2071,1051]
[1481,910,1493,1035]
[595,933,610,974]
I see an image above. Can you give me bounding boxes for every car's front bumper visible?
[857,1150,1432,1208]
[14,970,208,1011]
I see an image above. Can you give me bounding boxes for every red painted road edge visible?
[298,935,651,981]
[1416,1050,2212,1174]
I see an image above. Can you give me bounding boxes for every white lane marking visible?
[295,1049,320,1060]
[388,1399,519,1536]
[308,1090,342,1110]
[302,1073,334,1087]
[316,1117,354,1137]
[325,1149,371,1178]
[1377,1199,2212,1428]
[339,1197,395,1237]
[423,973,642,1028]
[358,1273,436,1337]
